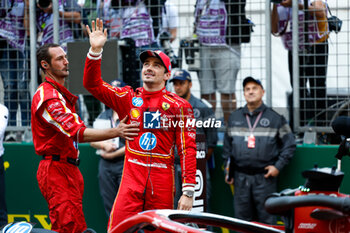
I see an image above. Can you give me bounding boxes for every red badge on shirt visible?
[247,134,255,148]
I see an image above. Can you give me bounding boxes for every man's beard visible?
[52,68,69,78]
[180,89,190,99]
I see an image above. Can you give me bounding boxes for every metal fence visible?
[1,0,349,143]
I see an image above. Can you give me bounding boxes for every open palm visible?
[86,18,108,52]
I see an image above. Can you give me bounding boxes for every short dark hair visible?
[36,43,60,70]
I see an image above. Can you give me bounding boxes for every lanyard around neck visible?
[246,111,263,134]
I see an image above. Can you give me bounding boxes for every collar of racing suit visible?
[137,86,167,96]
[44,77,78,107]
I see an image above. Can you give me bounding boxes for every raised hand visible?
[86,18,108,53]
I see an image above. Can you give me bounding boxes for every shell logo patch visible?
[162,102,170,111]
[130,108,141,119]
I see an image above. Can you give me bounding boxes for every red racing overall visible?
[31,77,87,233]
[83,57,197,232]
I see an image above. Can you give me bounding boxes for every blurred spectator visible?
[223,77,296,224]
[271,0,329,126]
[36,0,82,51]
[271,0,304,128]
[158,0,179,68]
[0,103,8,227]
[158,0,178,43]
[77,0,86,6]
[170,69,217,212]
[194,0,250,123]
[80,0,98,37]
[90,79,126,217]
[98,0,162,47]
[0,0,30,127]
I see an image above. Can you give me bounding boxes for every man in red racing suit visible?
[83,19,197,232]
[32,43,139,233]
[32,75,87,233]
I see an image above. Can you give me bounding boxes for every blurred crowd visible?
[0,0,336,141]
[0,0,253,141]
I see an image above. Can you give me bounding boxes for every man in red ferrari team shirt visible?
[83,19,197,232]
[31,43,139,233]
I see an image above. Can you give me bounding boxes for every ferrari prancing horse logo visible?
[162,102,170,111]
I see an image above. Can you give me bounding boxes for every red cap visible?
[139,50,172,73]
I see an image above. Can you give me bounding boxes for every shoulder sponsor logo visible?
[132,97,143,107]
[162,102,170,111]
[260,118,270,127]
[130,108,141,119]
[139,132,157,150]
[144,110,161,129]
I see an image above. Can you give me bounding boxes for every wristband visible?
[89,47,103,56]
[87,47,103,60]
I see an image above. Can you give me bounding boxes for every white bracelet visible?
[88,47,103,56]
[182,185,195,193]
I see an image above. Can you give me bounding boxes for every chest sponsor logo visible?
[144,110,161,129]
[260,118,270,127]
[130,108,141,119]
[132,97,143,107]
[139,132,157,150]
[130,120,138,125]
[162,102,170,111]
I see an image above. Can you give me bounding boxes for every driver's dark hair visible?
[36,43,60,70]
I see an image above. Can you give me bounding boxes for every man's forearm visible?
[83,128,120,142]
[104,147,125,159]
[90,140,108,149]
[271,4,279,34]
